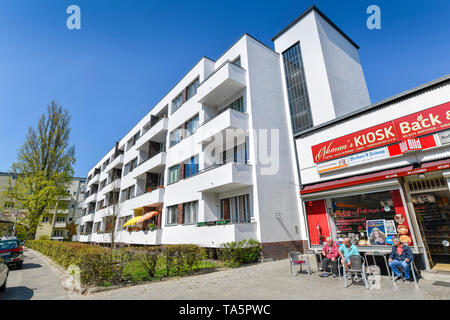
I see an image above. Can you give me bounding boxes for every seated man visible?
[389,237,414,282]
[320,237,340,278]
[339,238,360,278]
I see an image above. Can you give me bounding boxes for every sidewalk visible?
[75,258,450,300]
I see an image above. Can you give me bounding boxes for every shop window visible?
[329,190,414,246]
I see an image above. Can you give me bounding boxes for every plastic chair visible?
[342,255,369,289]
[288,251,311,276]
[390,260,419,288]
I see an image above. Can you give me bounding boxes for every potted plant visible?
[216,220,229,225]
[148,223,155,231]
[147,187,153,193]
[158,185,164,189]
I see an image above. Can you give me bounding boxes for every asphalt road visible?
[0,249,70,300]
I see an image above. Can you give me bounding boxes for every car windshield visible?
[0,240,19,250]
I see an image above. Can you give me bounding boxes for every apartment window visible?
[126,132,140,151]
[228,96,244,113]
[56,216,66,222]
[184,155,199,178]
[187,78,200,100]
[42,216,49,223]
[171,94,183,114]
[185,114,199,137]
[130,157,138,171]
[282,42,313,133]
[221,194,251,223]
[168,165,180,184]
[53,230,64,237]
[170,128,182,147]
[167,205,178,225]
[183,201,198,224]
[233,56,241,67]
[121,185,135,202]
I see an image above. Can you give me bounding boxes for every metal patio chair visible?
[390,260,419,288]
[342,255,369,289]
[288,251,311,276]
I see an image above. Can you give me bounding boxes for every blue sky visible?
[0,0,449,177]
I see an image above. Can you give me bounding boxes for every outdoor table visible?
[364,251,391,277]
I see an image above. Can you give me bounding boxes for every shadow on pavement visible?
[0,286,34,300]
[20,263,42,270]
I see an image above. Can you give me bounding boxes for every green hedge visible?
[217,239,261,266]
[26,240,207,286]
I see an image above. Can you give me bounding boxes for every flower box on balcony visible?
[216,220,230,225]
[205,221,216,226]
[197,222,207,227]
[147,187,153,193]
[158,185,164,189]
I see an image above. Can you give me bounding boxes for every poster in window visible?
[385,220,397,235]
[366,219,387,245]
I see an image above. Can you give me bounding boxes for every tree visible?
[7,101,75,239]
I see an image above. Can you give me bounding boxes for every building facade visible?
[296,76,450,270]
[0,172,86,240]
[74,6,373,259]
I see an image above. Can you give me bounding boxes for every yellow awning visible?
[123,216,142,227]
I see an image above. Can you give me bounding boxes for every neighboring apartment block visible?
[0,172,86,240]
[74,6,371,259]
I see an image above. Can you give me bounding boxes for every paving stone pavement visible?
[75,259,450,300]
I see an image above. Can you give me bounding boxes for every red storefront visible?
[298,99,450,271]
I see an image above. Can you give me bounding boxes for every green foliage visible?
[27,241,208,286]
[5,102,75,239]
[38,235,50,240]
[217,239,261,266]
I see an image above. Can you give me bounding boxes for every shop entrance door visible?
[305,200,330,245]
[406,174,450,268]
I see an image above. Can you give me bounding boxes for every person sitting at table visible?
[388,237,414,282]
[339,238,360,278]
[319,237,340,278]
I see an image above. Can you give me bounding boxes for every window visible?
[328,190,413,246]
[170,128,182,147]
[185,114,199,137]
[187,78,199,100]
[171,94,183,114]
[126,132,140,151]
[56,216,66,222]
[183,201,198,224]
[229,96,244,112]
[282,42,313,133]
[42,216,49,223]
[233,56,241,67]
[130,157,138,171]
[184,156,199,178]
[167,205,179,225]
[168,165,180,184]
[221,194,251,223]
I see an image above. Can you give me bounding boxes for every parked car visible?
[0,256,8,292]
[0,238,24,269]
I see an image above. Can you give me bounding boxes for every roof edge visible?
[271,5,359,50]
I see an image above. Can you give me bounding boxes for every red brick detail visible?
[180,162,185,180]
[261,240,308,260]
[177,204,183,225]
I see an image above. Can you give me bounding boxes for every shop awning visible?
[301,158,450,195]
[123,216,142,227]
[137,211,160,223]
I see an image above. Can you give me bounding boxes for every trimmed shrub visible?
[138,246,162,278]
[217,239,261,266]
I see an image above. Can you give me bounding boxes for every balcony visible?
[104,154,124,174]
[115,229,162,245]
[196,61,246,107]
[135,118,168,151]
[129,152,166,180]
[77,234,92,242]
[101,179,121,194]
[81,212,95,223]
[87,173,100,187]
[128,187,165,210]
[197,108,248,144]
[84,192,97,204]
[189,162,253,193]
[54,222,67,228]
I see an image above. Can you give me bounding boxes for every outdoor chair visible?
[288,251,311,276]
[390,260,419,288]
[342,255,369,289]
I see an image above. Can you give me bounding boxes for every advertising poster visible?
[385,220,397,235]
[366,219,387,245]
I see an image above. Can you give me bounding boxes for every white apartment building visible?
[75,6,372,259]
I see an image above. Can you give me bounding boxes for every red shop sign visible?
[387,135,437,157]
[311,101,450,163]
